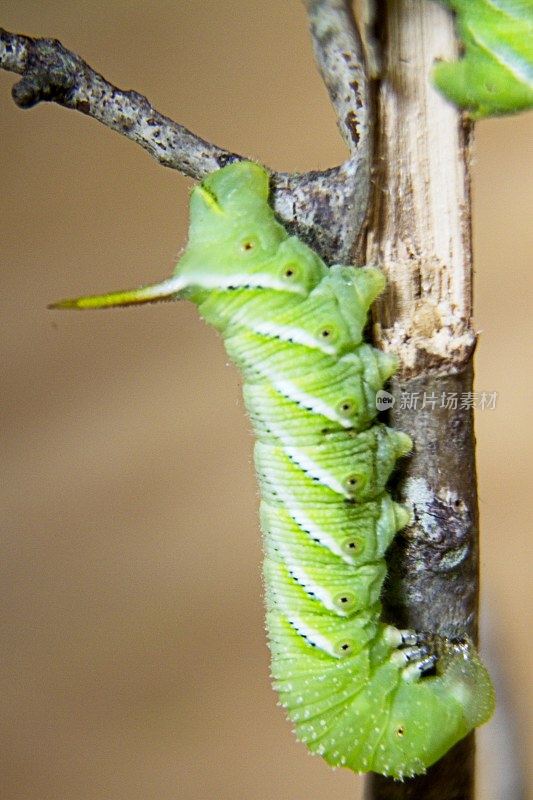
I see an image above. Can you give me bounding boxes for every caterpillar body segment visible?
[53,161,495,779]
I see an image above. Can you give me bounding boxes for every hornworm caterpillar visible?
[52,161,495,779]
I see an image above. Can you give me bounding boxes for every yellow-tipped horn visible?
[48,275,186,310]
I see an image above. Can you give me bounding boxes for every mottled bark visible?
[304,0,369,155]
[302,0,371,254]
[384,372,479,642]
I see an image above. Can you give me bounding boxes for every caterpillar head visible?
[189,161,273,235]
[178,162,324,296]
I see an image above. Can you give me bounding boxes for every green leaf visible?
[433,0,533,118]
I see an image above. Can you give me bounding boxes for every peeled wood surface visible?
[364,2,479,798]
[367,1,475,378]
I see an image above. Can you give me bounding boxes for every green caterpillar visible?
[433,0,533,119]
[52,161,495,779]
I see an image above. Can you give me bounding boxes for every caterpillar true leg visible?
[392,645,432,664]
[402,656,439,680]
[53,161,495,779]
[397,630,420,647]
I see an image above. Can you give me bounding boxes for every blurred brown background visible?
[1,2,531,798]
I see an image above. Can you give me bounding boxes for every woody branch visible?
[0,16,367,262]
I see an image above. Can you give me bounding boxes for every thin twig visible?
[0,27,238,178]
[303,0,370,156]
[302,0,372,255]
[0,25,369,263]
